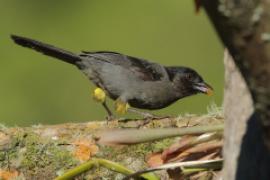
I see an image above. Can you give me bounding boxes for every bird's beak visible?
[193,82,213,96]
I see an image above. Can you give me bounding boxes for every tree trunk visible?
[201,1,270,179]
[202,0,270,148]
[223,49,270,180]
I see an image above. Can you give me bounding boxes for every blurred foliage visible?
[0,0,223,126]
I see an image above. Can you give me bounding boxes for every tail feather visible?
[11,35,81,65]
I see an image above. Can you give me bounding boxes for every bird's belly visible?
[128,85,179,110]
[101,74,179,109]
[128,98,177,110]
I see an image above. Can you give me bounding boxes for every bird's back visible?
[78,51,169,81]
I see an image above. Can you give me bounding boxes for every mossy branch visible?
[0,112,223,179]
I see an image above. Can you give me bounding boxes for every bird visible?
[11,35,213,119]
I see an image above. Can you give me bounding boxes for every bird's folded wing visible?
[80,51,170,81]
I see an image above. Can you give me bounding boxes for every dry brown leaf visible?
[0,169,19,180]
[199,149,221,161]
[162,136,195,161]
[167,140,222,162]
[184,140,222,154]
[73,139,99,162]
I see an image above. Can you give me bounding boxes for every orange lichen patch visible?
[146,152,164,168]
[73,139,99,162]
[0,169,19,180]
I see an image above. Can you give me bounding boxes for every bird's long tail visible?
[11,35,82,65]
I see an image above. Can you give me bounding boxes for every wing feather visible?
[80,51,169,81]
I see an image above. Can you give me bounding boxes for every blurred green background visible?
[0,0,223,126]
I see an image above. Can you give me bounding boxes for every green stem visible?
[123,159,222,180]
[181,168,208,175]
[54,158,159,180]
[54,160,96,180]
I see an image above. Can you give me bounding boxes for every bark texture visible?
[223,50,270,180]
[200,0,270,179]
[202,0,270,148]
[223,50,253,180]
[201,0,270,178]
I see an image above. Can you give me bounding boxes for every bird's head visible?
[167,66,213,97]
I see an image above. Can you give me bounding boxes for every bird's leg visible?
[102,102,115,120]
[93,87,114,120]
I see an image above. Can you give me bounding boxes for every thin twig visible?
[123,159,223,180]
[99,124,224,145]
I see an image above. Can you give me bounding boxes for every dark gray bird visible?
[11,35,213,119]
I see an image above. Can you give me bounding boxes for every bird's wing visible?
[80,51,170,81]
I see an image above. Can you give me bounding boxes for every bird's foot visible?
[115,99,130,115]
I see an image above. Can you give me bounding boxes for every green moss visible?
[0,131,23,168]
[1,130,78,179]
[151,138,175,152]
[21,133,77,168]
